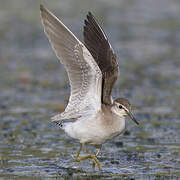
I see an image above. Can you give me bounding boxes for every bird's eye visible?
[119,105,123,109]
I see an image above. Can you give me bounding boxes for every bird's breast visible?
[100,112,126,137]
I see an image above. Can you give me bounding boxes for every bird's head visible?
[112,98,139,125]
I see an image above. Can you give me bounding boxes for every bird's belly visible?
[62,117,125,145]
[63,120,106,144]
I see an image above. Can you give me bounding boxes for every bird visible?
[40,4,139,171]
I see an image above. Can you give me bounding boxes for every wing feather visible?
[84,12,119,105]
[40,5,102,121]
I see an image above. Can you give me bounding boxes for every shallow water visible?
[0,0,180,179]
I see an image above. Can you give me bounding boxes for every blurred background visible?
[0,0,180,179]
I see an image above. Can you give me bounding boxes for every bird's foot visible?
[75,154,102,171]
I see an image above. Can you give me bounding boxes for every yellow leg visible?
[76,154,102,171]
[75,144,102,171]
[92,148,101,172]
[75,143,82,159]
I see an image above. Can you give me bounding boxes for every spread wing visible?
[40,5,102,121]
[84,12,119,105]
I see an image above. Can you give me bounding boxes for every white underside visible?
[62,112,126,145]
